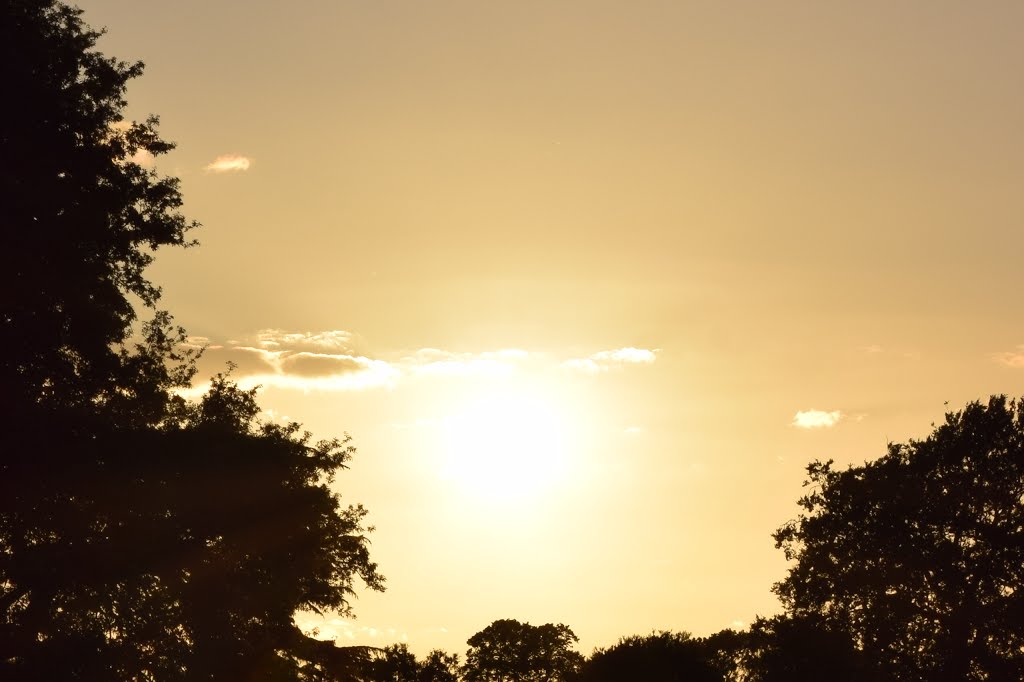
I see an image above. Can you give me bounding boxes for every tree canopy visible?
[362,643,461,682]
[577,631,721,682]
[773,396,1024,682]
[0,0,197,418]
[463,619,583,682]
[729,616,878,682]
[0,2,383,679]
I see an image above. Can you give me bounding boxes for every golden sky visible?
[81,0,1024,656]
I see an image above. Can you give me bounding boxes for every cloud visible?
[183,331,661,396]
[130,148,156,168]
[792,409,843,429]
[236,362,398,392]
[255,329,356,353]
[204,154,251,173]
[189,331,397,394]
[992,345,1024,368]
[280,352,368,378]
[294,612,408,645]
[562,347,659,373]
[181,335,211,350]
[188,334,532,394]
[199,346,281,377]
[401,348,530,378]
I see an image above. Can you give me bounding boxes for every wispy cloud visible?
[401,348,530,378]
[184,331,664,396]
[992,345,1024,368]
[278,352,378,378]
[187,333,533,394]
[204,154,251,173]
[181,335,211,350]
[562,347,659,373]
[189,330,396,394]
[792,409,843,429]
[294,612,408,644]
[234,362,399,393]
[254,329,356,353]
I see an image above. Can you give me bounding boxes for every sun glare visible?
[440,388,571,502]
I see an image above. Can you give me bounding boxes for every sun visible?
[439,387,571,501]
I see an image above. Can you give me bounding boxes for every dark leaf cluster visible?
[464,619,583,682]
[0,0,197,414]
[1,379,383,680]
[577,630,720,682]
[363,643,461,682]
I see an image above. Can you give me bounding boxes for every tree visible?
[2,373,385,680]
[577,631,721,682]
[733,616,880,682]
[697,628,747,682]
[463,619,583,682]
[365,643,421,682]
[0,0,197,419]
[418,649,461,682]
[362,644,461,682]
[773,396,1024,682]
[0,2,384,679]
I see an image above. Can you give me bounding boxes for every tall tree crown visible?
[773,396,1024,682]
[0,3,383,679]
[0,0,197,413]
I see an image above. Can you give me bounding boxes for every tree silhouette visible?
[577,630,721,682]
[463,619,583,682]
[734,616,881,682]
[697,628,747,682]
[0,0,197,418]
[773,396,1024,682]
[364,643,421,682]
[0,2,383,679]
[362,643,461,682]
[418,649,461,682]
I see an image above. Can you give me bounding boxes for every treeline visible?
[360,617,863,682]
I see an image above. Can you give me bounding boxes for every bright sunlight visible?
[439,387,571,502]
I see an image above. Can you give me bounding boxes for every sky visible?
[78,0,1024,658]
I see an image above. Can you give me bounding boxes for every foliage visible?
[773,396,1024,682]
[1,375,384,680]
[363,643,460,682]
[463,619,583,682]
[696,629,747,682]
[364,643,421,682]
[732,616,879,682]
[419,649,461,682]
[0,0,198,417]
[0,1,383,679]
[577,630,721,682]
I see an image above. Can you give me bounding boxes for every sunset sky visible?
[79,0,1024,657]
